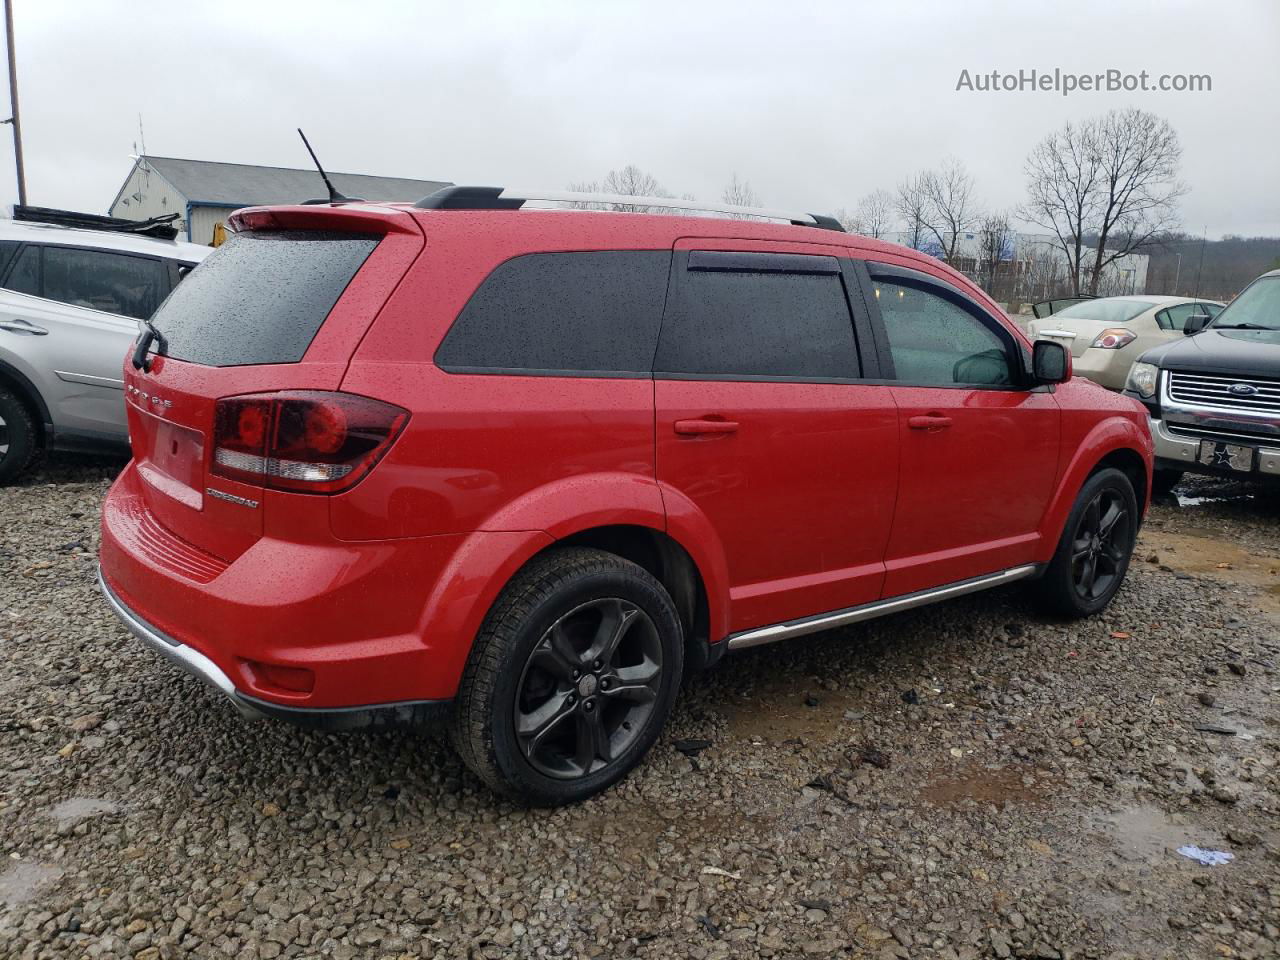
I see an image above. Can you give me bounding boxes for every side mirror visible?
[1183,314,1210,335]
[1032,339,1071,385]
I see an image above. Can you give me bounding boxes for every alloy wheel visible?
[1071,488,1131,601]
[514,597,663,780]
[0,409,8,459]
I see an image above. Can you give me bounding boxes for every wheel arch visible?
[0,355,51,446]
[554,524,720,672]
[1036,416,1153,563]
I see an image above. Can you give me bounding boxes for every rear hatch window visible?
[151,230,378,366]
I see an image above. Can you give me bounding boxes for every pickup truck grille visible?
[1166,371,1280,413]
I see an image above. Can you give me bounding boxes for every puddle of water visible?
[1174,493,1254,508]
[918,764,1056,808]
[726,686,858,743]
[49,797,119,830]
[0,861,63,906]
[1099,805,1199,862]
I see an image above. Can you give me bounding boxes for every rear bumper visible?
[98,567,452,729]
[98,566,263,720]
[1069,349,1131,391]
[97,462,544,717]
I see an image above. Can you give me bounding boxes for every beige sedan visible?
[1027,296,1224,390]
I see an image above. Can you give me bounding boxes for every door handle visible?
[674,418,739,436]
[907,414,952,431]
[0,318,48,336]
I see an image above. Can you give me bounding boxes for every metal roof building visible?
[109,156,452,245]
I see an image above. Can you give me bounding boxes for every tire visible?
[1151,469,1183,496]
[1034,467,1139,619]
[0,387,38,486]
[450,547,684,806]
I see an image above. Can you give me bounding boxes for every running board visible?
[726,565,1040,651]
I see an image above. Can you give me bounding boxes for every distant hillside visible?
[1144,235,1280,300]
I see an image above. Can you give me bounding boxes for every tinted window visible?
[655,254,858,379]
[1201,302,1223,318]
[4,245,39,297]
[41,246,169,320]
[436,251,669,375]
[152,231,378,367]
[0,240,19,277]
[873,279,1012,386]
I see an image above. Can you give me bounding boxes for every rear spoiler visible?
[228,204,423,237]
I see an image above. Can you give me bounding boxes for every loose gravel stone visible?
[0,457,1277,959]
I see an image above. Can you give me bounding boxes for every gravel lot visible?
[1,456,1277,959]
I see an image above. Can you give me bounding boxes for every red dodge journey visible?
[99,186,1153,804]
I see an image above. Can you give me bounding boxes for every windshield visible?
[1053,299,1152,324]
[1210,276,1280,331]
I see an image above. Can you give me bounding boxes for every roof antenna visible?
[297,128,358,204]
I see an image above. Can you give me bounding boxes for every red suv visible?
[98,187,1153,805]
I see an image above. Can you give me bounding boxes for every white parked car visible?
[0,209,211,483]
[1028,295,1224,391]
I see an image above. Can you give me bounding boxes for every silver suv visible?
[0,210,210,483]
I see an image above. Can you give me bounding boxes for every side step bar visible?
[726,565,1040,651]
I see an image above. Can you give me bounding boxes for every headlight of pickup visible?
[1126,362,1159,398]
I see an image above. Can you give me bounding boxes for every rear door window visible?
[41,246,169,320]
[3,244,40,297]
[151,230,379,367]
[1157,302,1197,331]
[654,251,860,380]
[435,251,670,376]
[0,240,20,277]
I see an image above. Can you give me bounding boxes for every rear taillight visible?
[1090,328,1136,349]
[211,391,408,494]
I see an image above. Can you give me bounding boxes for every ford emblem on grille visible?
[1228,383,1258,396]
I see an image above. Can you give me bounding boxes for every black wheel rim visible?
[514,598,663,780]
[1071,488,1131,601]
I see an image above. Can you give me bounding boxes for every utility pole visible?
[1193,226,1207,300]
[3,0,25,206]
[1173,251,1182,295]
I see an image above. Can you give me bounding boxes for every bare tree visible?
[895,173,932,252]
[721,173,761,208]
[977,211,1014,295]
[1022,118,1099,295]
[567,165,675,212]
[1085,108,1185,294]
[920,159,978,262]
[1022,109,1184,295]
[852,189,894,239]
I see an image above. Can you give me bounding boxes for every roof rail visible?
[413,186,845,232]
[12,205,182,240]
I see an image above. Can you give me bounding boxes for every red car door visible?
[654,241,899,635]
[860,262,1061,596]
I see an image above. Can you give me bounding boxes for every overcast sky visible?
[4,0,1278,238]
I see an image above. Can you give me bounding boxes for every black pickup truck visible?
[1122,269,1280,493]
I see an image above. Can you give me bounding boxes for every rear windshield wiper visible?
[131,319,168,372]
[1212,322,1274,330]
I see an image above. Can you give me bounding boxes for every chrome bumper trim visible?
[727,564,1039,651]
[1150,417,1280,476]
[97,567,263,720]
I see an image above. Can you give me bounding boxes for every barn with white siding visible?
[109,156,451,245]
